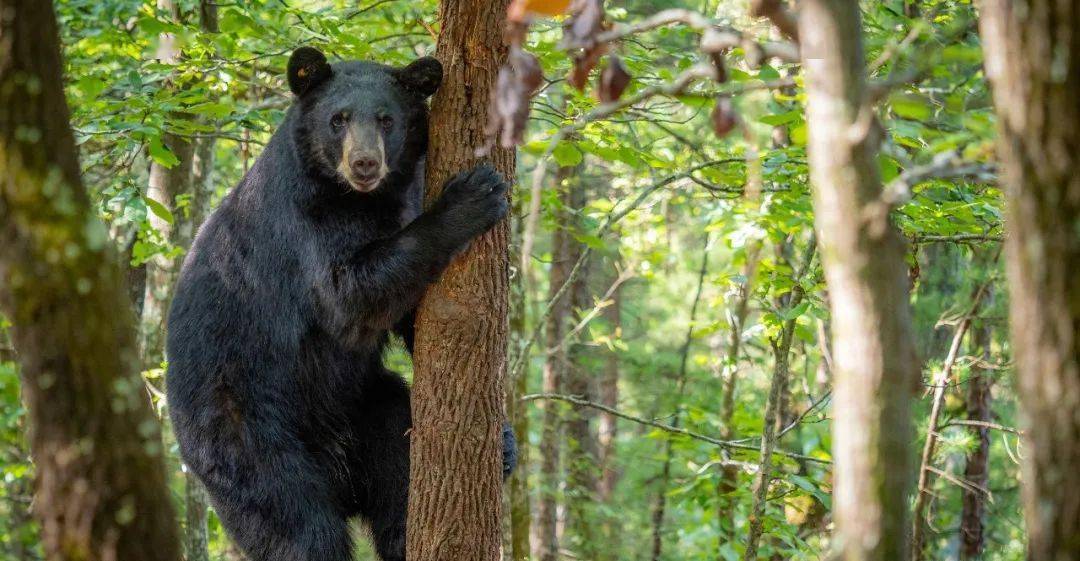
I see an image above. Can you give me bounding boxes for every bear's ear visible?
[287,47,333,97]
[396,56,442,98]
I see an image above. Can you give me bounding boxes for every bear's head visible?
[287,47,442,194]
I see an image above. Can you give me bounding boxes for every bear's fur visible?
[166,47,512,561]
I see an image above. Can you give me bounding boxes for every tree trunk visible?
[562,173,598,560]
[535,165,576,561]
[716,244,759,550]
[959,290,992,560]
[743,287,804,560]
[181,4,219,561]
[596,261,621,561]
[799,2,919,560]
[651,238,710,561]
[405,1,513,559]
[506,189,531,561]
[139,0,194,369]
[978,3,1080,558]
[0,2,182,561]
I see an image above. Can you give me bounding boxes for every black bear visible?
[166,47,514,561]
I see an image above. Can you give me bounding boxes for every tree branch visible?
[520,393,831,465]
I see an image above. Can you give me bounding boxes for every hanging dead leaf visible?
[482,45,544,153]
[597,55,630,103]
[568,44,606,91]
[508,0,572,22]
[711,97,739,138]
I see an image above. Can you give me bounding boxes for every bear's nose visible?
[351,156,380,178]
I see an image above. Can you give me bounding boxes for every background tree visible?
[799,1,920,559]
[0,1,182,560]
[979,2,1080,558]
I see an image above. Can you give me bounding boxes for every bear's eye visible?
[378,115,394,131]
[330,113,348,130]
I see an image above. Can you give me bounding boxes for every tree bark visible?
[978,3,1080,558]
[405,1,513,560]
[959,289,992,560]
[799,2,920,560]
[0,2,182,560]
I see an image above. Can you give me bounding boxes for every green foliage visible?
[0,0,1025,560]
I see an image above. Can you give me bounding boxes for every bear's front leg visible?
[318,164,508,338]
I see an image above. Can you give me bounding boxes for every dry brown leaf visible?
[597,55,630,103]
[711,97,739,138]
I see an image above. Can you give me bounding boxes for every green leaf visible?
[790,124,807,146]
[759,110,802,127]
[552,142,583,167]
[148,136,180,169]
[758,64,781,81]
[144,197,175,225]
[890,93,933,121]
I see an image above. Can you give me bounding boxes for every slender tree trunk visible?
[716,244,760,550]
[180,4,219,561]
[0,2,182,560]
[651,237,710,561]
[139,0,194,369]
[743,287,804,560]
[405,1,513,559]
[535,165,576,561]
[959,289,992,560]
[799,2,919,560]
[507,190,532,561]
[561,173,599,560]
[596,260,621,561]
[979,4,1080,558]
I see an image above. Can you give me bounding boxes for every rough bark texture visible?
[979,3,1080,559]
[960,296,992,561]
[534,165,576,561]
[0,2,182,560]
[405,1,513,560]
[799,2,919,560]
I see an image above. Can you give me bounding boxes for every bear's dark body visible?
[166,51,510,561]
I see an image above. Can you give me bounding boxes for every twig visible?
[926,466,993,501]
[942,419,1022,436]
[595,9,799,62]
[881,150,997,208]
[512,159,744,383]
[911,251,1000,560]
[911,234,1004,245]
[520,393,831,465]
[518,67,793,276]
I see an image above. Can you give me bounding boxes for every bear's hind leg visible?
[193,440,354,561]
